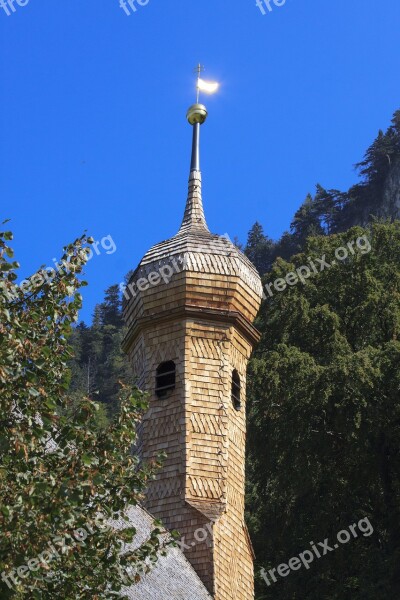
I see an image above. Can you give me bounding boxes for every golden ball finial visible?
[187,103,208,125]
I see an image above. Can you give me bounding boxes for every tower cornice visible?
[122,304,261,354]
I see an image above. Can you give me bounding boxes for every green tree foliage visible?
[99,285,124,328]
[246,222,400,600]
[290,193,325,248]
[0,229,164,599]
[68,285,133,417]
[356,111,400,188]
[270,231,298,264]
[313,185,347,234]
[244,222,275,275]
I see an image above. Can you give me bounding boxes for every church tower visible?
[123,90,263,600]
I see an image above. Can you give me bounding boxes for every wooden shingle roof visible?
[133,170,262,299]
[114,504,213,600]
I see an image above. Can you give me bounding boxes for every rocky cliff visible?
[381,157,400,220]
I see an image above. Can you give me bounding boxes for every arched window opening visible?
[232,369,241,411]
[155,361,176,397]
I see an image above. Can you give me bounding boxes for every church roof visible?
[114,504,213,600]
[132,170,262,299]
[124,98,263,311]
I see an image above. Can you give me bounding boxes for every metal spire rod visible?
[195,63,204,103]
[190,122,201,172]
[187,64,208,172]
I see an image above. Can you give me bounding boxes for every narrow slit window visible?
[155,361,176,397]
[232,369,241,411]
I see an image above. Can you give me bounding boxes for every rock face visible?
[381,157,400,220]
[342,156,400,229]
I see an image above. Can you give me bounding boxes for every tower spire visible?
[178,66,219,235]
[177,69,209,234]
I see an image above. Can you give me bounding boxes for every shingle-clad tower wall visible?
[123,104,263,600]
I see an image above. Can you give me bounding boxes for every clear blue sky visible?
[1,0,399,322]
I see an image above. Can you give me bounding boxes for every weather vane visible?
[186,65,220,172]
[193,63,219,104]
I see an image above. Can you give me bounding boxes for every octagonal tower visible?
[123,100,263,600]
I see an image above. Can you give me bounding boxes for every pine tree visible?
[100,284,124,328]
[245,222,274,275]
[356,128,399,185]
[69,284,133,416]
[389,109,400,141]
[290,193,325,248]
[314,184,348,234]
